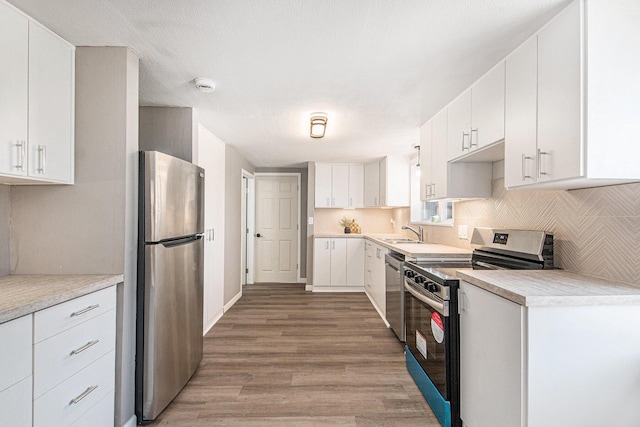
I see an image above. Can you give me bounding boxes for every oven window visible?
[405,289,449,399]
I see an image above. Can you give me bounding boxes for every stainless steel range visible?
[404,228,553,427]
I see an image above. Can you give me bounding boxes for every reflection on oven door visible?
[405,289,449,400]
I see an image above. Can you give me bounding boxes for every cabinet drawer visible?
[0,315,32,393]
[70,390,114,427]
[0,376,32,427]
[34,286,116,343]
[34,309,116,398]
[34,351,115,427]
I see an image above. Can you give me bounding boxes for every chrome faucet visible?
[402,225,423,242]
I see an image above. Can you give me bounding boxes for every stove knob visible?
[415,276,424,284]
[405,270,415,278]
[427,283,439,293]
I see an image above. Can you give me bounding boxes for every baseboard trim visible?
[224,289,242,312]
[312,286,365,293]
[203,309,224,335]
[305,284,313,291]
[122,414,137,427]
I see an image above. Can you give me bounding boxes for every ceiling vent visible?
[194,78,216,93]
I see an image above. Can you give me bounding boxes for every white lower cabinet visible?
[0,314,33,427]
[0,286,116,427]
[364,241,387,317]
[460,280,640,427]
[314,237,364,289]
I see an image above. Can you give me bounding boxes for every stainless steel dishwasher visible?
[385,251,405,342]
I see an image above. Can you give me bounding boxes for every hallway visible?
[155,283,439,426]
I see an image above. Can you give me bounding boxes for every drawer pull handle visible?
[70,340,99,356]
[70,385,98,405]
[71,304,100,317]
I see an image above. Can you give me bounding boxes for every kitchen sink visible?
[381,238,423,244]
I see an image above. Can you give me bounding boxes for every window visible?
[410,155,454,226]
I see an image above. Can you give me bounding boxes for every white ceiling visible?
[8,0,569,167]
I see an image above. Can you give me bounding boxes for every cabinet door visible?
[419,121,432,201]
[447,89,471,160]
[0,376,32,427]
[313,238,331,286]
[364,162,380,207]
[383,156,410,207]
[346,238,364,286]
[28,22,74,183]
[431,109,449,199]
[331,164,349,207]
[0,315,32,393]
[329,238,347,286]
[459,282,523,427]
[537,0,582,183]
[505,36,539,188]
[315,164,332,207]
[0,2,28,177]
[378,158,387,206]
[348,164,364,208]
[471,62,505,149]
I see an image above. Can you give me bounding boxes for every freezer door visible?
[142,236,204,421]
[143,151,205,242]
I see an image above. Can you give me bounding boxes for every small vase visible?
[344,227,351,234]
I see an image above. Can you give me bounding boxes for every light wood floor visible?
[154,283,439,426]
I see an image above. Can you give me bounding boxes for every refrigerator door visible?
[142,236,204,421]
[143,151,204,243]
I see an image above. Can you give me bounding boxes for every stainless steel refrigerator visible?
[135,151,205,423]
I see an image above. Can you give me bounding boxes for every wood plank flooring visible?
[154,283,439,426]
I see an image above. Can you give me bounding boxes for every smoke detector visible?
[194,78,216,93]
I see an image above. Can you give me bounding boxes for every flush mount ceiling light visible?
[310,113,328,138]
[194,77,216,93]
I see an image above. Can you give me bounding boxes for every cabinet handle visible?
[332,197,335,206]
[470,128,478,148]
[326,197,330,206]
[14,141,25,170]
[37,145,46,174]
[70,340,99,356]
[537,149,550,178]
[425,183,431,198]
[349,197,352,206]
[522,154,533,181]
[325,241,329,250]
[70,385,99,405]
[461,131,470,151]
[332,241,335,250]
[374,197,378,206]
[430,183,435,197]
[71,304,100,317]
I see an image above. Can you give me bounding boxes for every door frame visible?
[241,170,255,286]
[254,172,302,283]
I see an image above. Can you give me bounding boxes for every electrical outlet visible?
[458,225,468,239]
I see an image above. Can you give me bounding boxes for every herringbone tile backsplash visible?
[424,177,640,285]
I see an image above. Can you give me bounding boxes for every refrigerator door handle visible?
[161,234,204,248]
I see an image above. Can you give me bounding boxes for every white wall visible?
[224,146,255,304]
[9,47,139,426]
[139,107,196,162]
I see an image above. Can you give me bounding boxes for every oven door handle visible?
[405,282,445,313]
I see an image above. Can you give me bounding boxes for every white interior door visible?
[254,175,299,283]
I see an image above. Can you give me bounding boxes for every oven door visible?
[405,280,452,400]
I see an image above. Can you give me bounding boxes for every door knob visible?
[256,233,262,238]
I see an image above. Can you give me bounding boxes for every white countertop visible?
[313,233,472,259]
[457,270,640,307]
[0,274,124,324]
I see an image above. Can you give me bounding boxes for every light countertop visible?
[457,270,640,307]
[313,233,472,259]
[0,274,124,324]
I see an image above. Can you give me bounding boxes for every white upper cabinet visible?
[315,163,364,208]
[364,162,380,207]
[504,36,538,188]
[505,0,640,189]
[0,2,28,178]
[422,108,492,201]
[448,63,505,161]
[379,156,410,207]
[28,22,74,183]
[0,3,75,184]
